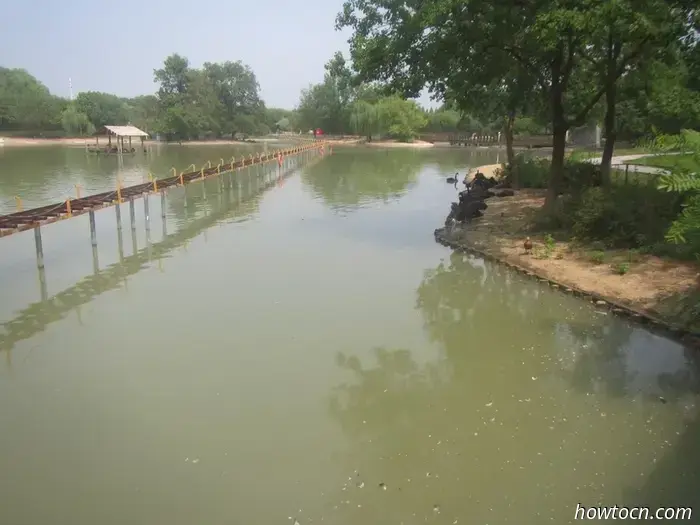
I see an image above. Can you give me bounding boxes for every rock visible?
[595,300,607,306]
[442,177,497,226]
[495,189,515,197]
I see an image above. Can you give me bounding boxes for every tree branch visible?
[500,45,549,92]
[567,35,651,128]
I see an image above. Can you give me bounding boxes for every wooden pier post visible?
[34,226,45,269]
[115,201,122,230]
[144,195,151,234]
[129,197,136,233]
[38,264,48,302]
[92,244,100,275]
[117,224,124,263]
[89,210,98,247]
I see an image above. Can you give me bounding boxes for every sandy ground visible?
[364,139,435,148]
[0,136,310,148]
[0,137,122,147]
[441,185,700,329]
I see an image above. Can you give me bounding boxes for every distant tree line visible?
[0,57,299,140]
[0,55,549,143]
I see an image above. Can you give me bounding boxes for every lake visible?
[0,144,699,525]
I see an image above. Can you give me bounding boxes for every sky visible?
[1,0,437,109]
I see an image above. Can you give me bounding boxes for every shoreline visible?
[0,137,299,148]
[363,139,435,149]
[435,184,700,348]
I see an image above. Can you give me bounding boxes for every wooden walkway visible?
[0,158,306,355]
[0,142,326,238]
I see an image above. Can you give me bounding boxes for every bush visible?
[504,154,601,190]
[503,155,550,188]
[614,262,631,275]
[546,184,683,249]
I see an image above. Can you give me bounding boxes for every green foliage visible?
[589,251,606,264]
[655,130,700,246]
[0,67,66,133]
[424,110,461,133]
[75,91,129,129]
[567,185,682,248]
[349,100,381,140]
[377,96,427,142]
[152,54,268,140]
[337,0,695,204]
[60,104,94,136]
[513,117,546,136]
[614,262,631,275]
[535,233,557,259]
[502,156,551,189]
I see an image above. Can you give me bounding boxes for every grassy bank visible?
[625,153,700,172]
[444,132,700,332]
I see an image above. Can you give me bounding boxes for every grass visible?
[624,153,699,172]
[610,167,660,186]
[567,146,656,161]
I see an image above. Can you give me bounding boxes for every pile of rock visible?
[443,172,514,227]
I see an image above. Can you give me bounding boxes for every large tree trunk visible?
[599,85,616,187]
[545,82,568,208]
[599,32,621,187]
[504,113,517,188]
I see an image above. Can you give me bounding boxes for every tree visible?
[295,53,355,133]
[203,61,265,135]
[60,104,93,136]
[337,0,693,206]
[152,54,267,140]
[424,109,460,133]
[377,96,427,142]
[0,67,65,133]
[74,91,130,129]
[349,100,381,140]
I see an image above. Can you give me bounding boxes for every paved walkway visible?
[585,152,687,175]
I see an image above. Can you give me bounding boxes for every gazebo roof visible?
[95,125,149,138]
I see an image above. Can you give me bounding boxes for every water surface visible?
[0,145,698,525]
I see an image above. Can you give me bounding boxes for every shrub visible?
[590,251,606,264]
[504,154,602,191]
[570,185,682,248]
[614,262,631,275]
[503,155,550,188]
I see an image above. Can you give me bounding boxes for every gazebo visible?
[91,125,150,154]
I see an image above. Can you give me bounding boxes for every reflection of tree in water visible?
[321,256,700,522]
[330,347,451,437]
[416,250,550,363]
[301,149,422,208]
[416,251,700,400]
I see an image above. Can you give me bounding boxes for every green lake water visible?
[0,144,699,525]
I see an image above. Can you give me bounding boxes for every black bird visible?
[446,172,459,186]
